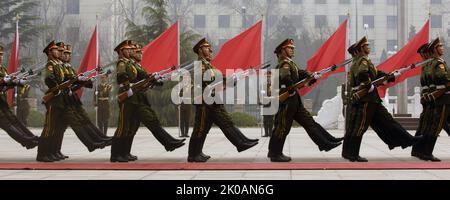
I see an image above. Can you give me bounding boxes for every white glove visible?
[393,71,401,78]
[126,88,134,97]
[152,73,161,79]
[3,77,12,83]
[368,84,375,93]
[95,91,99,95]
[261,90,266,95]
[78,75,88,81]
[313,72,321,80]
[68,90,73,96]
[13,78,27,85]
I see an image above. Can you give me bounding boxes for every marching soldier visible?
[414,38,449,162]
[0,43,38,150]
[17,84,31,126]
[411,43,433,159]
[179,101,191,138]
[262,71,274,137]
[96,74,112,136]
[342,37,421,162]
[54,43,110,159]
[188,38,259,163]
[268,39,342,162]
[111,40,185,163]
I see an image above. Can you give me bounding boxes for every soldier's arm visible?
[116,61,130,90]
[298,69,312,80]
[356,58,372,90]
[434,63,450,86]
[44,64,59,89]
[376,70,396,83]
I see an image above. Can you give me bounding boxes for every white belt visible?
[98,98,109,100]
[436,85,446,90]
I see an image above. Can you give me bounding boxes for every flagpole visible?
[177,19,182,138]
[260,15,264,137]
[95,14,99,128]
[344,13,350,131]
[13,14,20,116]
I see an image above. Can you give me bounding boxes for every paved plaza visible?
[1,127,450,180]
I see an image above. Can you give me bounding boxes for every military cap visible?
[193,38,211,54]
[56,42,65,51]
[64,44,72,53]
[43,41,59,54]
[428,37,442,54]
[347,43,357,55]
[355,36,370,50]
[417,43,429,54]
[274,39,295,54]
[114,40,133,52]
[130,41,143,53]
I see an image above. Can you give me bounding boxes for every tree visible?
[408,25,417,41]
[380,49,388,62]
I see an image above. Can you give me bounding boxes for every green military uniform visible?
[262,72,274,137]
[415,38,450,162]
[0,61,38,149]
[17,84,31,126]
[96,78,112,135]
[343,37,419,162]
[111,40,184,163]
[269,40,341,162]
[188,38,258,163]
[411,43,434,158]
[179,102,191,137]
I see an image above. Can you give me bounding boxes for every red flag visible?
[300,19,347,96]
[212,21,262,74]
[77,26,99,97]
[142,21,179,73]
[7,25,19,107]
[377,20,429,98]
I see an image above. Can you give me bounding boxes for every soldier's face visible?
[65,53,72,62]
[200,46,213,61]
[122,48,132,58]
[133,51,142,61]
[437,45,444,56]
[284,47,295,58]
[362,45,371,55]
[50,49,60,59]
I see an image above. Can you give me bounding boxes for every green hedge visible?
[230,112,258,127]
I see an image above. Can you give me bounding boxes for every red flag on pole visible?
[212,21,262,73]
[142,21,179,73]
[300,19,347,96]
[7,22,19,107]
[77,26,99,97]
[377,20,429,98]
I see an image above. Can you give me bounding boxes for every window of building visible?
[363,0,374,4]
[387,0,397,5]
[387,40,398,52]
[66,0,80,15]
[339,0,350,4]
[431,0,442,4]
[387,16,397,29]
[363,15,374,28]
[194,15,206,28]
[315,0,326,4]
[315,15,328,27]
[194,0,205,4]
[291,0,303,4]
[431,15,442,28]
[218,15,230,28]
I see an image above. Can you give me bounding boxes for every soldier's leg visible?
[268,103,295,162]
[37,105,63,162]
[188,105,213,162]
[372,104,420,149]
[0,105,38,146]
[342,102,375,162]
[412,105,431,156]
[421,104,450,161]
[137,104,185,152]
[293,104,342,152]
[111,103,134,162]
[210,105,259,152]
[76,106,111,141]
[212,105,259,144]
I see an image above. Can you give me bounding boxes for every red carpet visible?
[0,162,449,170]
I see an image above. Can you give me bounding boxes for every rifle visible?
[278,58,352,103]
[42,67,102,104]
[117,65,178,103]
[71,70,113,92]
[352,59,433,101]
[194,61,272,103]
